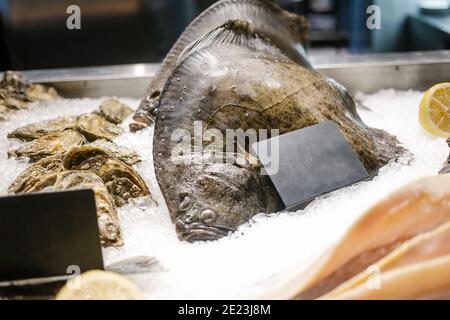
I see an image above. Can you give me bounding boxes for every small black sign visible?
[253,121,369,211]
[0,189,104,282]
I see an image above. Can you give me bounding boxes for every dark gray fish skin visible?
[154,20,405,242]
[130,0,310,131]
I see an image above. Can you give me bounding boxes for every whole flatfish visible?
[153,20,405,242]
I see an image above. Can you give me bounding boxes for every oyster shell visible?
[8,130,85,161]
[90,139,140,166]
[0,70,30,94]
[53,171,123,247]
[25,84,60,102]
[99,99,133,124]
[439,139,450,174]
[0,71,60,120]
[0,89,29,110]
[62,146,149,206]
[8,154,64,194]
[76,113,122,142]
[256,175,450,299]
[0,102,13,121]
[8,116,79,141]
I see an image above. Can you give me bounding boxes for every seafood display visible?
[258,175,450,299]
[0,71,59,121]
[5,93,149,247]
[152,19,406,242]
[131,0,310,130]
[0,0,448,302]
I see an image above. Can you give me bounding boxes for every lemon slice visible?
[419,83,450,138]
[55,270,144,300]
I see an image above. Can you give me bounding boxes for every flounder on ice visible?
[131,0,310,130]
[153,20,405,242]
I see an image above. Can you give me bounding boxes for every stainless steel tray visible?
[16,50,450,99]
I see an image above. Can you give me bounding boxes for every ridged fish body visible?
[153,20,404,242]
[131,0,310,130]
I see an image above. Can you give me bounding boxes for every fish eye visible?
[179,193,192,211]
[200,209,217,224]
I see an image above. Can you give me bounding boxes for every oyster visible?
[153,20,405,242]
[62,146,149,206]
[0,89,29,110]
[131,0,310,130]
[8,154,64,194]
[76,113,122,142]
[0,102,13,121]
[25,84,60,102]
[99,99,134,124]
[0,71,60,120]
[0,70,30,94]
[8,130,85,162]
[256,175,450,299]
[52,171,123,247]
[8,116,79,141]
[90,139,140,166]
[321,222,450,299]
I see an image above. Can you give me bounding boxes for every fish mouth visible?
[176,222,235,242]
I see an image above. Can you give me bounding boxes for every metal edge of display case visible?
[4,51,450,98]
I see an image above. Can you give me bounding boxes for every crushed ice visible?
[0,90,447,299]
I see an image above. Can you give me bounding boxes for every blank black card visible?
[252,121,369,211]
[0,189,104,282]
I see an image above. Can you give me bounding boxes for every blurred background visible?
[0,0,449,71]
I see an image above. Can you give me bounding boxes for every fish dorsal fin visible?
[176,19,290,67]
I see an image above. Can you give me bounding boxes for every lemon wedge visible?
[55,270,144,300]
[419,83,450,138]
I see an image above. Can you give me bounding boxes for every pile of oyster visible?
[0,71,60,121]
[6,95,150,247]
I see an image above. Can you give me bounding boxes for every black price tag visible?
[253,121,369,211]
[0,189,104,282]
